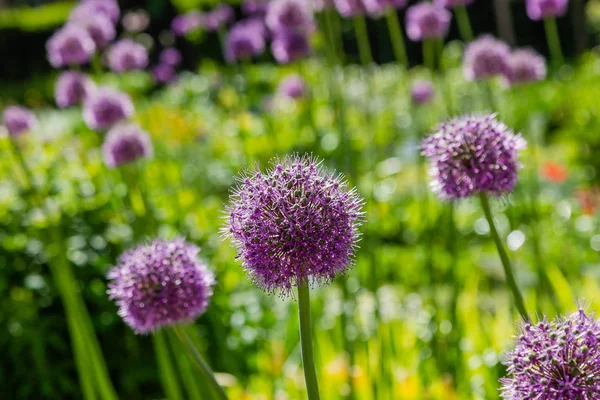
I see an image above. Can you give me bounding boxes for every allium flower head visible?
[159,47,182,66]
[122,9,150,33]
[333,0,365,17]
[171,11,204,36]
[526,0,569,21]
[501,307,600,400]
[276,74,307,99]
[55,71,95,108]
[362,0,391,16]
[204,5,235,32]
[74,14,116,49]
[107,238,215,334]
[405,2,451,41]
[242,0,271,17]
[463,35,511,81]
[152,64,178,84]
[83,88,134,130]
[3,106,37,137]
[421,114,526,199]
[411,80,435,105]
[266,0,315,35]
[225,21,266,62]
[46,24,96,67]
[107,39,149,73]
[504,48,547,86]
[223,155,365,295]
[102,123,153,168]
[434,0,474,8]
[70,0,120,24]
[272,29,310,64]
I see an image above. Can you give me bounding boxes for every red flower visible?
[541,161,568,183]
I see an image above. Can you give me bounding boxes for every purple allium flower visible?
[266,0,315,35]
[83,88,134,130]
[504,48,547,86]
[102,123,153,168]
[225,22,266,63]
[55,71,95,108]
[70,0,120,24]
[333,0,365,17]
[500,307,600,400]
[405,2,451,41]
[271,29,310,64]
[2,106,37,137]
[159,47,182,66]
[526,0,569,21]
[242,0,271,16]
[463,35,511,81]
[411,80,435,105]
[152,64,178,84]
[122,9,150,33]
[171,11,204,36]
[223,155,365,294]
[107,39,149,73]
[46,24,96,68]
[421,114,526,200]
[434,0,474,8]
[277,74,307,99]
[204,4,235,31]
[74,14,116,49]
[107,238,215,334]
[362,0,391,16]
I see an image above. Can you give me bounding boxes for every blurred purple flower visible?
[107,238,215,334]
[333,0,365,17]
[272,29,310,64]
[171,11,204,36]
[46,24,96,68]
[276,74,306,99]
[504,48,547,86]
[362,0,391,16]
[411,80,435,105]
[225,21,266,62]
[122,9,150,33]
[463,35,510,81]
[421,114,526,200]
[74,14,116,49]
[223,155,364,294]
[152,64,178,84]
[434,0,474,8]
[70,0,120,24]
[55,71,95,108]
[242,0,271,16]
[526,0,568,21]
[102,123,153,168]
[3,106,37,137]
[107,39,149,73]
[159,47,183,66]
[266,0,315,34]
[204,4,235,31]
[83,88,134,130]
[405,2,451,41]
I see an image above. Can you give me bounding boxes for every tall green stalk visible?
[353,15,373,66]
[385,9,408,67]
[8,137,34,190]
[297,282,320,400]
[543,17,564,66]
[454,6,474,42]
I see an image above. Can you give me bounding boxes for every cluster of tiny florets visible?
[421,114,526,200]
[501,308,600,400]
[223,155,365,295]
[107,238,215,334]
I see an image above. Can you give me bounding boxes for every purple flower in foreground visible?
[504,48,547,86]
[159,47,182,66]
[152,64,178,84]
[276,74,307,99]
[225,22,266,62]
[434,0,474,8]
[266,0,315,34]
[3,106,37,137]
[55,71,95,108]
[463,35,510,81]
[411,80,435,105]
[272,29,310,64]
[171,11,204,36]
[83,88,134,130]
[526,0,569,21]
[102,123,153,168]
[74,14,116,49]
[405,2,451,41]
[46,24,96,67]
[107,39,149,73]
[107,238,215,334]
[70,0,120,24]
[500,307,600,400]
[421,114,526,200]
[333,0,365,17]
[223,155,364,294]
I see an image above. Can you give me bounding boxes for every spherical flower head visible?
[159,47,182,66]
[204,5,235,31]
[102,123,153,168]
[362,0,391,16]
[266,0,315,35]
[526,0,568,21]
[277,74,307,99]
[333,0,365,17]
[463,35,511,81]
[223,155,365,295]
[122,9,151,33]
[83,88,134,131]
[411,79,435,105]
[405,2,451,41]
[434,0,474,8]
[152,64,178,84]
[225,22,266,63]
[3,106,37,137]
[421,114,526,200]
[70,0,120,24]
[74,14,116,49]
[55,71,95,108]
[242,0,271,17]
[390,0,409,9]
[504,48,547,86]
[272,29,310,64]
[500,307,600,400]
[107,238,215,334]
[46,24,96,68]
[107,39,149,73]
[171,11,204,36]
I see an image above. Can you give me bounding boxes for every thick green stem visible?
[298,282,320,400]
[9,137,34,190]
[483,81,496,111]
[454,6,474,42]
[353,15,373,66]
[172,325,228,400]
[479,193,529,320]
[423,40,435,71]
[154,332,184,400]
[543,17,564,66]
[385,10,408,67]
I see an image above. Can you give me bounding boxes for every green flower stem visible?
[385,9,408,67]
[172,325,229,400]
[154,331,184,400]
[423,40,435,71]
[543,17,564,67]
[297,281,321,400]
[479,192,529,320]
[483,81,496,111]
[454,6,474,42]
[8,136,34,190]
[353,15,373,66]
